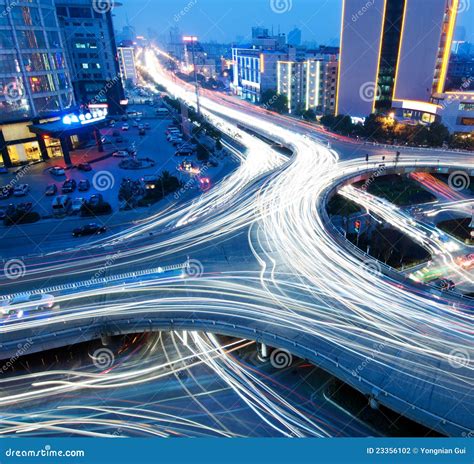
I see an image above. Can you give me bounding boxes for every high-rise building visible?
[0,0,76,167]
[277,56,338,115]
[56,0,125,115]
[288,28,302,47]
[336,0,459,118]
[231,48,296,103]
[118,46,138,88]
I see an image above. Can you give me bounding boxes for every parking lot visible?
[0,103,236,258]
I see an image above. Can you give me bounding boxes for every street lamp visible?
[183,35,201,115]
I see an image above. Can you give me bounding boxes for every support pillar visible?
[95,129,104,153]
[258,343,269,362]
[37,136,49,161]
[0,130,12,168]
[60,136,72,166]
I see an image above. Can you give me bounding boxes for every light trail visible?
[0,47,473,437]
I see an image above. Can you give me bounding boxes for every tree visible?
[302,108,316,121]
[426,121,449,147]
[260,89,289,114]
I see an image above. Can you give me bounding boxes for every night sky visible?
[114,0,474,45]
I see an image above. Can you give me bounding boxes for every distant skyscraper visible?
[252,27,270,39]
[336,0,459,117]
[288,27,302,47]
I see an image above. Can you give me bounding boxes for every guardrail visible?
[320,163,474,304]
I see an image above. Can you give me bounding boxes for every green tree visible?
[302,108,316,121]
[260,89,289,114]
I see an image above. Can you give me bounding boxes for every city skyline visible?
[114,0,474,44]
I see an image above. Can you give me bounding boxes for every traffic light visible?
[355,220,361,234]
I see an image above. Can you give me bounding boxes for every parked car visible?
[175,147,194,157]
[45,184,58,196]
[113,150,129,158]
[50,166,65,176]
[77,163,92,172]
[1,293,55,320]
[13,184,29,197]
[16,202,33,213]
[73,223,107,237]
[122,123,129,131]
[144,123,151,130]
[0,185,13,199]
[101,136,111,145]
[71,197,85,213]
[62,179,77,194]
[52,195,72,217]
[88,194,104,208]
[78,179,90,192]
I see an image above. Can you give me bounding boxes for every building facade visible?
[231,48,295,103]
[0,0,76,167]
[336,0,458,118]
[276,57,337,115]
[55,0,125,114]
[118,46,138,87]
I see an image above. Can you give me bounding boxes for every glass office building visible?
[0,0,75,166]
